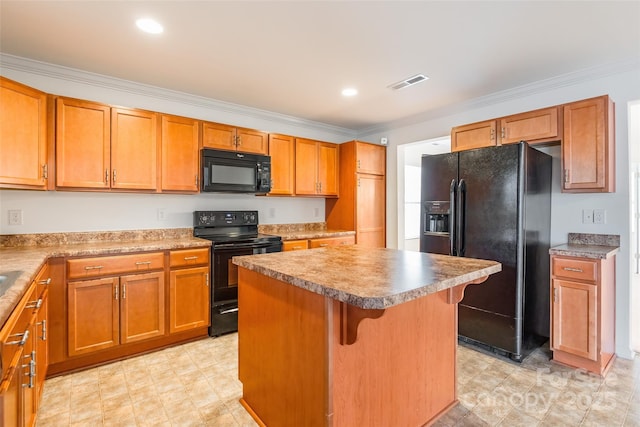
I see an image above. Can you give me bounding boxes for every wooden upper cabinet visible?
[317,142,339,197]
[111,107,159,191]
[562,95,615,193]
[161,114,199,192]
[56,97,111,189]
[355,140,386,175]
[451,120,496,152]
[0,77,49,189]
[202,122,235,151]
[295,138,338,197]
[268,133,295,195]
[499,107,560,145]
[202,121,268,155]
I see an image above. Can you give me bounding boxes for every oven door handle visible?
[214,242,279,249]
[219,307,239,315]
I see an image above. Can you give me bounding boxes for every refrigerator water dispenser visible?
[423,201,450,234]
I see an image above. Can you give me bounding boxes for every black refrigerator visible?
[420,142,551,361]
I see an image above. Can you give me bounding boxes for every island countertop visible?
[232,245,501,309]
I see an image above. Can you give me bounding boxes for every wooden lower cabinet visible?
[550,254,616,375]
[169,267,210,334]
[68,271,165,357]
[0,270,47,427]
[49,249,210,377]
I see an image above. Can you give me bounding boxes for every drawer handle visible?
[183,256,199,261]
[292,246,304,249]
[84,265,104,271]
[319,243,329,247]
[26,298,43,309]
[38,277,51,285]
[563,267,583,273]
[135,261,152,266]
[37,319,47,341]
[7,330,29,346]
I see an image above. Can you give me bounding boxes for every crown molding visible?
[0,53,357,139]
[357,57,640,137]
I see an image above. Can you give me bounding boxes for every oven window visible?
[210,164,255,185]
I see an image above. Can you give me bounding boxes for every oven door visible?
[212,241,282,302]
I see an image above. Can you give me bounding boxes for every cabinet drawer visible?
[170,248,209,267]
[308,236,355,249]
[283,240,309,251]
[67,252,165,279]
[552,257,598,282]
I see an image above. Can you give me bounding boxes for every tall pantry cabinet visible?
[326,140,386,248]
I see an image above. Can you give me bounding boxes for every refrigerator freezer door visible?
[420,153,458,255]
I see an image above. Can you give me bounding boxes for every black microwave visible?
[201,149,271,194]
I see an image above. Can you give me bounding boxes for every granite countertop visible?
[0,230,211,328]
[549,233,620,259]
[233,245,501,309]
[257,222,355,241]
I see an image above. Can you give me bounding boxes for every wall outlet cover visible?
[8,209,23,225]
[593,209,606,224]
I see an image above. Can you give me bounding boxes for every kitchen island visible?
[232,245,501,427]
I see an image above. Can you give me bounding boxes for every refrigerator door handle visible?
[457,179,467,256]
[449,179,457,256]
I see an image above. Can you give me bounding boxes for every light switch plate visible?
[582,209,593,224]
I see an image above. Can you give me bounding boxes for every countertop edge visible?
[234,254,501,310]
[276,230,356,241]
[549,244,620,259]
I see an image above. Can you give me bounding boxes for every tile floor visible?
[35,335,639,426]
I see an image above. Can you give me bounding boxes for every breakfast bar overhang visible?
[233,245,501,427]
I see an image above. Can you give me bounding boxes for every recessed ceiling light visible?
[342,88,358,97]
[136,18,163,34]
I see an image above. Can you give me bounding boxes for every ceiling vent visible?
[388,74,429,90]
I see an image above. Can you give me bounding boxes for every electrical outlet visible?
[593,209,606,224]
[268,208,276,218]
[582,209,593,224]
[8,209,23,225]
[314,207,320,217]
[157,208,167,221]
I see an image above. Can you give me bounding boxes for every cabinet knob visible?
[38,277,51,285]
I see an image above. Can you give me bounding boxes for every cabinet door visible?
[356,142,386,175]
[356,174,386,248]
[295,138,319,195]
[0,349,23,427]
[237,128,268,155]
[317,142,339,196]
[499,107,559,145]
[35,290,48,406]
[562,96,614,192]
[56,97,111,189]
[0,77,48,189]
[111,108,158,190]
[551,279,597,361]
[169,267,210,334]
[120,271,165,344]
[268,134,295,195]
[202,121,236,151]
[451,120,496,152]
[68,277,119,356]
[161,114,200,192]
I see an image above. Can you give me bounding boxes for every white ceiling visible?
[1,1,639,132]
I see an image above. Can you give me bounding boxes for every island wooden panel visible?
[238,267,459,426]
